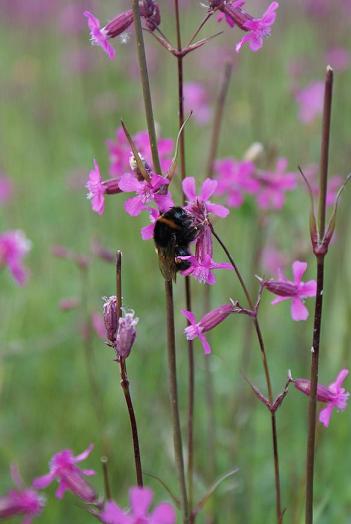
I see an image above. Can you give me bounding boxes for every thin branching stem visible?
[305,66,333,524]
[210,225,282,523]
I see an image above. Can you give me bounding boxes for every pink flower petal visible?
[129,487,153,517]
[200,178,218,200]
[291,297,309,321]
[199,332,212,355]
[118,173,142,193]
[124,196,145,216]
[205,202,229,217]
[292,260,307,284]
[333,369,349,389]
[141,223,155,240]
[299,280,317,298]
[319,404,334,427]
[151,503,176,524]
[182,177,196,200]
[32,472,55,490]
[181,309,196,325]
[74,443,94,463]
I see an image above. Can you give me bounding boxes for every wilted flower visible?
[103,296,119,345]
[295,81,324,124]
[33,445,96,502]
[100,486,175,524]
[0,230,31,285]
[294,369,349,427]
[0,467,45,524]
[260,260,317,321]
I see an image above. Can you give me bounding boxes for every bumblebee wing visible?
[156,234,177,282]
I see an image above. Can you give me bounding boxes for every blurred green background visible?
[1,1,351,522]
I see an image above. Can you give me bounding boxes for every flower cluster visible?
[214,156,297,210]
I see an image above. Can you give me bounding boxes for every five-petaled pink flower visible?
[294,369,350,427]
[100,486,176,524]
[182,304,234,354]
[236,2,279,52]
[183,177,229,223]
[0,467,45,524]
[33,445,96,502]
[0,230,31,286]
[119,172,173,216]
[177,254,232,285]
[261,260,317,321]
[84,11,117,60]
[86,159,120,215]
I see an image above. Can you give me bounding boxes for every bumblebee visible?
[153,206,197,280]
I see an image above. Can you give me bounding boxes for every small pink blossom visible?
[100,486,176,524]
[183,82,211,125]
[183,177,229,223]
[181,304,234,354]
[119,173,173,216]
[178,254,232,285]
[86,160,120,215]
[235,2,279,52]
[0,467,45,524]
[294,369,349,427]
[33,445,96,502]
[261,260,316,321]
[0,230,31,285]
[84,11,116,60]
[295,81,324,124]
[0,173,13,204]
[255,158,297,209]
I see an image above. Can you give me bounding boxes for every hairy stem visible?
[210,225,282,523]
[165,279,189,524]
[305,66,333,524]
[116,251,143,487]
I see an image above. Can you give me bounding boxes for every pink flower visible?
[107,128,174,179]
[261,245,288,274]
[178,254,232,285]
[0,467,45,524]
[261,260,317,321]
[183,177,229,223]
[294,369,349,427]
[181,304,234,354]
[33,445,96,502]
[235,2,279,52]
[295,81,324,124]
[91,312,106,339]
[0,230,31,285]
[119,172,172,216]
[183,82,211,125]
[100,486,176,524]
[0,173,13,204]
[214,158,258,207]
[255,158,297,209]
[86,160,120,215]
[84,11,117,60]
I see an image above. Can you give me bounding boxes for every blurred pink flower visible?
[326,47,349,71]
[302,164,343,207]
[261,260,316,321]
[214,158,258,207]
[294,369,349,427]
[84,11,117,60]
[91,312,106,338]
[255,158,297,209]
[0,173,13,204]
[59,298,80,311]
[100,486,176,524]
[0,230,31,286]
[33,445,96,502]
[261,245,288,274]
[295,81,324,124]
[0,466,45,524]
[183,82,211,124]
[235,2,279,52]
[178,254,232,285]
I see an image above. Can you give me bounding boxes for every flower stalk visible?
[116,251,143,487]
[305,66,333,524]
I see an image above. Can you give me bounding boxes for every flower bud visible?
[115,309,139,359]
[103,296,119,344]
[104,10,134,39]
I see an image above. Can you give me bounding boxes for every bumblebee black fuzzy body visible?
[153,206,197,280]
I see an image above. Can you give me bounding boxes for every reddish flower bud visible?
[104,10,134,39]
[103,296,119,344]
[115,309,139,360]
